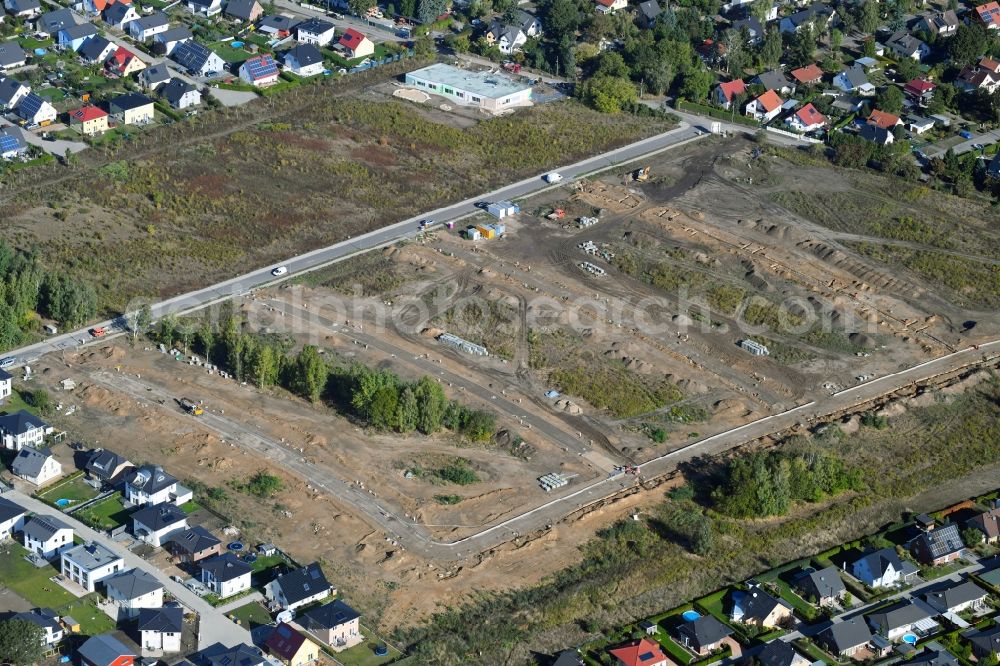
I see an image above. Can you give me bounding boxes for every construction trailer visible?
[438,332,489,356]
[487,201,519,219]
[465,227,481,240]
[739,339,770,356]
[476,225,496,239]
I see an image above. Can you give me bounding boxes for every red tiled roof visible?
[339,27,367,49]
[791,63,823,83]
[110,46,133,65]
[609,638,670,666]
[265,623,308,661]
[92,0,131,12]
[904,78,935,94]
[976,1,1000,24]
[718,79,746,102]
[70,104,108,122]
[979,56,1000,72]
[795,103,826,127]
[757,88,783,112]
[868,109,901,129]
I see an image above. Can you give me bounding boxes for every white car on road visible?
[271,266,288,277]
[544,172,563,183]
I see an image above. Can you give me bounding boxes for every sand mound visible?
[713,399,747,417]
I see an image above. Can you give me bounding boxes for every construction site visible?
[25,133,1000,628]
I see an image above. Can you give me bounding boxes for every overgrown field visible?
[1,93,671,313]
[399,378,1000,663]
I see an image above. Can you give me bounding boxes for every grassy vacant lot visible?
[74,493,130,530]
[0,544,76,608]
[0,70,671,312]
[399,379,1000,664]
[293,251,406,296]
[228,601,272,628]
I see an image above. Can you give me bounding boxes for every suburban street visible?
[4,490,251,649]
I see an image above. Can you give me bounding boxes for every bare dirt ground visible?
[27,134,1000,630]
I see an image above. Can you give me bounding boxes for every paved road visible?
[3,120,705,367]
[274,0,405,43]
[4,490,251,649]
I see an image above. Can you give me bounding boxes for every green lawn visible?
[56,595,116,635]
[250,553,286,573]
[37,475,100,506]
[37,88,66,101]
[0,544,76,608]
[18,36,54,49]
[2,389,37,417]
[179,500,202,514]
[694,588,730,625]
[74,493,131,530]
[206,40,250,64]
[228,601,272,628]
[920,559,970,580]
[333,627,403,666]
[659,635,694,665]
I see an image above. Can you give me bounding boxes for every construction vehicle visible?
[503,61,521,74]
[633,166,651,182]
[90,326,107,337]
[546,208,565,220]
[179,398,204,416]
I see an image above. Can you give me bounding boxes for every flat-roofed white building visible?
[404,63,532,114]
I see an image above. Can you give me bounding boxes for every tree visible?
[594,50,629,78]
[38,275,97,327]
[830,28,843,51]
[414,34,435,57]
[416,0,446,23]
[252,344,281,388]
[414,376,447,434]
[244,471,283,498]
[369,385,399,429]
[124,303,152,344]
[875,85,904,113]
[859,0,879,33]
[961,526,984,547]
[291,346,328,403]
[348,0,375,15]
[761,28,782,66]
[0,619,44,666]
[949,23,987,67]
[394,386,419,433]
[398,0,416,17]
[26,389,53,415]
[582,75,637,112]
[679,67,713,101]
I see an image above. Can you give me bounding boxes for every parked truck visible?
[179,398,204,416]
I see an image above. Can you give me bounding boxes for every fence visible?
[765,126,823,144]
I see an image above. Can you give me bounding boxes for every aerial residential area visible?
[0,0,997,660]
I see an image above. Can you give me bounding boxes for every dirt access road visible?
[88,339,1000,562]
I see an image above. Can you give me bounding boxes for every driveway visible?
[5,490,251,649]
[209,87,259,107]
[0,120,87,155]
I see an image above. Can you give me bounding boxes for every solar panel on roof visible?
[0,135,20,153]
[639,652,655,661]
[245,55,278,80]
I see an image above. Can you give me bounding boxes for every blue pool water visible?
[902,634,917,645]
[682,610,701,621]
[55,498,71,507]
[227,541,244,551]
[231,41,244,48]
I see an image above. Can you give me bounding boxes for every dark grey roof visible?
[62,23,98,41]
[39,8,77,34]
[143,62,172,83]
[786,2,832,26]
[132,502,187,532]
[733,16,763,38]
[164,525,220,554]
[676,615,732,648]
[161,77,196,104]
[85,449,131,481]
[78,634,134,666]
[285,43,322,67]
[196,642,266,666]
[797,565,846,600]
[258,13,300,31]
[156,26,193,42]
[171,39,216,72]
[551,650,584,666]
[296,17,334,35]
[103,3,133,24]
[224,0,259,20]
[967,623,1000,656]
[11,609,60,634]
[923,580,988,613]
[23,514,72,541]
[105,568,163,599]
[302,600,360,630]
[62,541,121,570]
[200,552,251,582]
[860,124,892,144]
[137,606,183,633]
[734,588,786,623]
[758,640,803,666]
[820,617,872,652]
[756,69,790,91]
[12,447,55,478]
[271,562,330,604]
[909,649,960,666]
[0,409,49,436]
[867,600,934,634]
[6,0,39,13]
[638,0,661,20]
[0,497,26,523]
[0,77,27,106]
[133,12,168,29]
[0,41,27,68]
[78,35,113,61]
[0,368,11,381]
[914,524,964,559]
[127,464,176,494]
[853,547,902,577]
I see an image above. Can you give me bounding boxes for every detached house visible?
[860,124,894,145]
[164,525,222,563]
[485,20,527,55]
[224,0,262,22]
[301,600,362,650]
[59,23,99,51]
[125,464,190,506]
[0,410,52,450]
[745,89,784,123]
[904,78,935,103]
[186,0,222,16]
[957,65,1000,94]
[138,607,183,656]
[160,77,200,109]
[919,10,959,37]
[283,44,323,77]
[0,42,27,71]
[85,448,133,487]
[154,26,193,56]
[140,62,172,90]
[102,2,138,30]
[866,600,937,641]
[757,641,810,666]
[130,502,188,547]
[12,447,62,486]
[61,541,124,592]
[295,17,335,46]
[886,30,930,61]
[638,0,661,28]
[23,514,73,559]
[257,13,299,37]
[911,524,964,566]
[834,65,875,95]
[107,46,146,77]
[794,565,846,606]
[923,580,989,616]
[967,622,1000,660]
[0,368,9,401]
[110,92,154,125]
[338,28,373,59]
[756,68,794,95]
[39,8,76,37]
[786,103,827,132]
[265,623,320,666]
[0,496,27,540]
[79,36,116,64]
[790,63,823,86]
[966,505,1000,544]
[851,548,912,588]
[675,615,732,656]
[129,12,168,40]
[12,609,63,648]
[104,568,164,619]
[732,17,763,44]
[265,562,332,612]
[731,588,793,629]
[714,79,746,109]
[608,638,668,666]
[975,1,1000,29]
[819,617,872,657]
[239,53,280,87]
[79,0,131,16]
[594,0,627,13]
[78,634,135,666]
[197,643,267,666]
[170,39,223,75]
[780,3,834,34]
[0,77,28,110]
[4,0,40,18]
[868,109,902,130]
[199,552,252,598]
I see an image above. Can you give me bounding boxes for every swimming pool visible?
[681,610,701,621]
[902,634,917,645]
[55,498,71,507]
